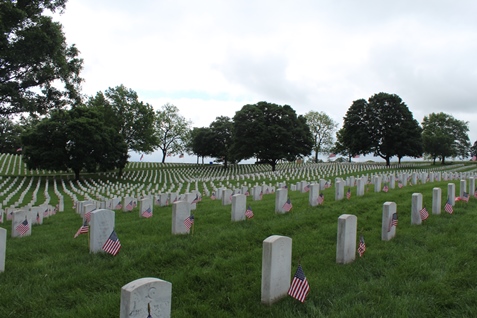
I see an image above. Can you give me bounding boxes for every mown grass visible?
[1,177,477,317]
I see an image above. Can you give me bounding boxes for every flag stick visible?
[191,222,194,235]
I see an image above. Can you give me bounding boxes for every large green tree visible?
[187,127,214,164]
[0,117,24,153]
[88,85,157,154]
[208,116,234,169]
[154,103,191,163]
[21,106,128,180]
[304,110,338,162]
[232,101,313,171]
[0,0,83,116]
[422,112,470,164]
[338,93,422,166]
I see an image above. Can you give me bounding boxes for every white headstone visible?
[411,193,423,225]
[120,277,172,318]
[139,198,153,218]
[274,188,288,214]
[448,183,455,206]
[231,194,246,221]
[432,188,441,215]
[382,202,397,241]
[336,214,357,264]
[12,210,32,238]
[172,201,191,235]
[0,227,5,272]
[261,235,292,305]
[89,209,115,253]
[308,183,320,206]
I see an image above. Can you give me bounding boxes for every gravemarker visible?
[172,201,191,235]
[432,188,441,215]
[275,188,288,213]
[231,194,246,221]
[261,235,292,305]
[89,209,115,253]
[411,193,423,225]
[120,277,172,318]
[382,202,397,241]
[0,227,5,272]
[336,214,357,264]
[448,183,456,206]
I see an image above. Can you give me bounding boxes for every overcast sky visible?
[54,0,477,163]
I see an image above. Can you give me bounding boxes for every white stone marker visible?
[336,214,357,264]
[309,183,320,206]
[222,189,233,206]
[89,209,115,253]
[275,188,288,214]
[253,186,263,201]
[0,227,6,272]
[29,207,43,225]
[374,176,382,192]
[448,183,456,206]
[123,197,136,212]
[172,201,191,235]
[459,180,467,199]
[261,235,292,305]
[12,210,32,238]
[411,193,423,225]
[231,194,246,221]
[335,181,344,201]
[470,177,475,197]
[120,277,172,318]
[382,202,397,241]
[356,178,365,196]
[432,188,441,215]
[139,198,153,218]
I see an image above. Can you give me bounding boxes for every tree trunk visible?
[196,155,199,164]
[441,156,445,164]
[433,157,436,165]
[74,169,80,181]
[270,160,277,171]
[386,156,390,166]
[348,155,352,163]
[314,150,319,163]
[161,149,166,163]
[223,158,228,170]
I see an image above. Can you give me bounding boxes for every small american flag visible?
[43,208,49,218]
[210,192,216,200]
[388,213,398,232]
[419,207,429,220]
[382,184,389,193]
[184,215,194,230]
[115,202,122,210]
[358,235,366,257]
[142,206,152,218]
[259,190,263,200]
[288,264,310,303]
[462,192,469,202]
[245,206,254,219]
[85,211,92,223]
[346,188,351,200]
[192,195,199,204]
[317,193,324,205]
[102,230,121,256]
[304,184,310,192]
[398,182,403,189]
[283,198,293,212]
[36,212,40,223]
[16,218,30,236]
[7,211,12,220]
[126,201,134,211]
[445,198,453,214]
[74,220,89,238]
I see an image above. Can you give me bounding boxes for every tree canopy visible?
[338,93,422,165]
[422,112,470,164]
[21,106,128,180]
[88,85,157,154]
[154,103,191,163]
[304,110,338,162]
[0,0,83,116]
[208,116,234,169]
[232,101,313,171]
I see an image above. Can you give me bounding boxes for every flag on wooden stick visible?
[288,264,310,303]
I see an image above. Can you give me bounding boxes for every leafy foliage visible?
[88,85,157,154]
[154,103,191,163]
[21,106,128,180]
[304,111,338,162]
[338,93,422,165]
[0,0,83,116]
[422,112,470,164]
[232,101,313,171]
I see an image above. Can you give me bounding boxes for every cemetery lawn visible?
[1,179,477,317]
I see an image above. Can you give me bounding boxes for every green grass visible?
[1,178,477,317]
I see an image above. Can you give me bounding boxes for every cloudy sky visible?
[54,0,477,163]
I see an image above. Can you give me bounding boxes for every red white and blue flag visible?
[184,215,195,230]
[419,207,429,220]
[142,206,152,218]
[283,198,293,212]
[102,230,121,256]
[16,218,30,236]
[245,206,254,219]
[288,264,310,303]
